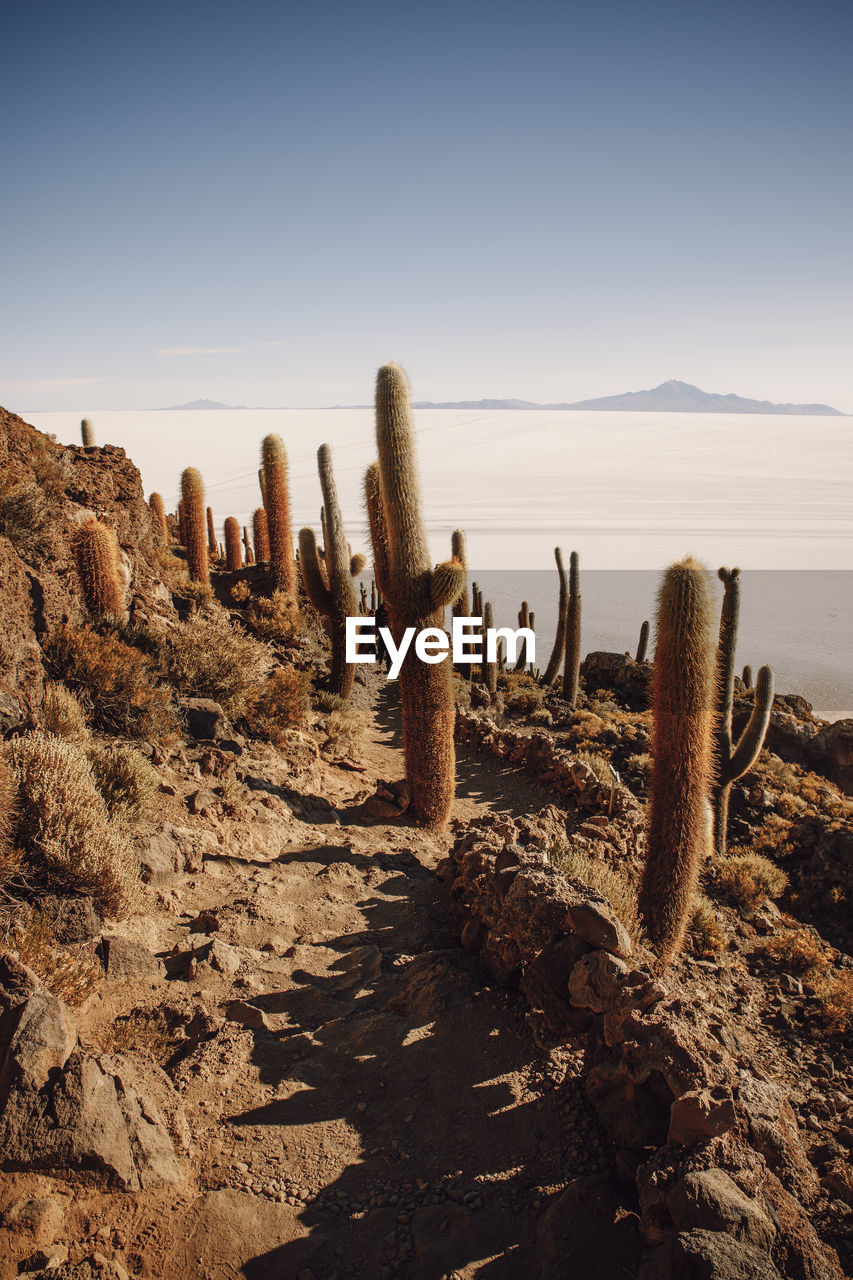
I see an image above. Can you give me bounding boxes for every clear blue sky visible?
[2,0,851,411]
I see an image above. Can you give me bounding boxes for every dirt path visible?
[3,680,618,1280]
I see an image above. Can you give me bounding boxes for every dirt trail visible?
[3,680,618,1280]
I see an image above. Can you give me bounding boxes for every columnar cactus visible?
[639,558,716,965]
[224,517,243,571]
[742,664,753,690]
[205,507,216,557]
[149,493,168,544]
[542,548,568,685]
[180,468,209,585]
[261,435,295,593]
[243,525,252,561]
[374,364,464,828]
[73,516,126,620]
[451,530,469,617]
[364,461,393,604]
[712,568,774,856]
[483,601,498,696]
[80,418,95,447]
[253,508,270,563]
[299,444,360,698]
[470,581,483,682]
[562,551,581,706]
[258,468,267,508]
[515,601,531,672]
[636,619,650,664]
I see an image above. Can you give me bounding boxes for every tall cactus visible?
[180,468,209,585]
[80,418,95,447]
[224,517,243,571]
[542,548,568,685]
[364,461,393,604]
[243,525,252,562]
[374,364,464,828]
[483,601,498,696]
[253,508,270,563]
[562,551,581,706]
[73,516,125,620]
[514,601,531,672]
[204,507,216,557]
[262,435,295,594]
[636,619,650,663]
[712,568,774,856]
[149,493,168,544]
[299,444,360,698]
[639,558,716,965]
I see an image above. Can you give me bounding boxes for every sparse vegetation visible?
[717,851,788,912]
[0,483,53,562]
[4,907,101,1007]
[551,842,643,946]
[166,606,274,720]
[40,681,90,741]
[245,589,301,645]
[689,894,726,957]
[247,666,311,744]
[86,741,159,819]
[46,622,175,739]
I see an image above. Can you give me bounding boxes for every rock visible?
[179,697,233,741]
[639,1229,782,1279]
[98,936,163,983]
[586,1058,671,1147]
[0,690,25,735]
[569,949,629,1013]
[20,1245,69,1272]
[460,918,486,953]
[188,910,220,934]
[667,1170,776,1252]
[810,719,853,795]
[187,788,219,817]
[568,900,632,958]
[139,831,182,885]
[0,1193,65,1243]
[225,1000,269,1030]
[820,1157,853,1207]
[668,1088,737,1146]
[580,651,651,709]
[760,1171,846,1280]
[0,952,41,1013]
[738,1073,819,1203]
[209,939,241,977]
[536,1175,644,1279]
[0,991,78,1091]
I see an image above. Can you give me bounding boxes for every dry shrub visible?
[46,622,175,739]
[152,547,186,590]
[576,751,615,787]
[86,742,158,820]
[762,926,828,976]
[177,580,215,608]
[6,731,139,917]
[0,483,54,562]
[551,842,643,946]
[166,607,273,719]
[217,775,249,816]
[717,852,788,912]
[453,679,472,712]
[316,690,350,714]
[689,895,726,957]
[29,439,71,502]
[505,687,544,717]
[41,682,90,741]
[246,590,302,645]
[814,972,853,1034]
[248,666,311,744]
[760,927,852,1033]
[5,907,101,1007]
[230,580,252,604]
[102,1007,174,1062]
[324,707,366,756]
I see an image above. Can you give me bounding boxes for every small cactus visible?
[374,364,463,828]
[515,601,531,672]
[149,493,168,544]
[364,461,393,604]
[742,664,753,690]
[80,418,95,447]
[224,517,243,571]
[206,507,217,557]
[253,508,270,563]
[483,601,498,696]
[299,444,360,697]
[636,619,650,664]
[261,435,295,594]
[712,569,774,856]
[562,551,581,706]
[243,525,252,560]
[542,548,568,685]
[258,468,267,508]
[180,468,209,585]
[73,516,126,620]
[638,557,716,965]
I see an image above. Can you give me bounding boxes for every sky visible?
[2,0,852,413]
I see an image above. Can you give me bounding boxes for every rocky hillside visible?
[0,408,851,1280]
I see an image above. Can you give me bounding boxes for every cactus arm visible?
[635,619,650,664]
[713,567,740,765]
[725,664,774,782]
[298,527,333,616]
[180,468,210,586]
[562,551,581,706]
[451,530,469,618]
[430,561,466,610]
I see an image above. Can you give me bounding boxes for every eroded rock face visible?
[0,961,183,1191]
[580,650,652,709]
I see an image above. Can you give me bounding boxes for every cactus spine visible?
[253,508,270,563]
[542,548,568,685]
[180,468,209,585]
[712,568,774,856]
[374,364,464,828]
[149,493,168,544]
[636,619,650,664]
[299,444,360,698]
[224,517,243,571]
[639,558,716,965]
[80,418,95,447]
[74,516,125,620]
[562,551,581,706]
[262,435,295,594]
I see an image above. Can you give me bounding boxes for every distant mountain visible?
[159,398,250,410]
[413,381,843,415]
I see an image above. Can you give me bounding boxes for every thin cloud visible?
[152,345,248,358]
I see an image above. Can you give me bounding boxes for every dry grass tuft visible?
[41,682,90,741]
[0,483,53,561]
[6,731,139,917]
[230,580,252,604]
[717,851,788,913]
[102,1007,174,1062]
[245,590,302,646]
[47,622,175,739]
[166,606,274,719]
[689,895,726,957]
[86,742,159,820]
[5,907,101,1007]
[324,707,366,756]
[761,926,827,975]
[550,842,643,946]
[248,666,311,744]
